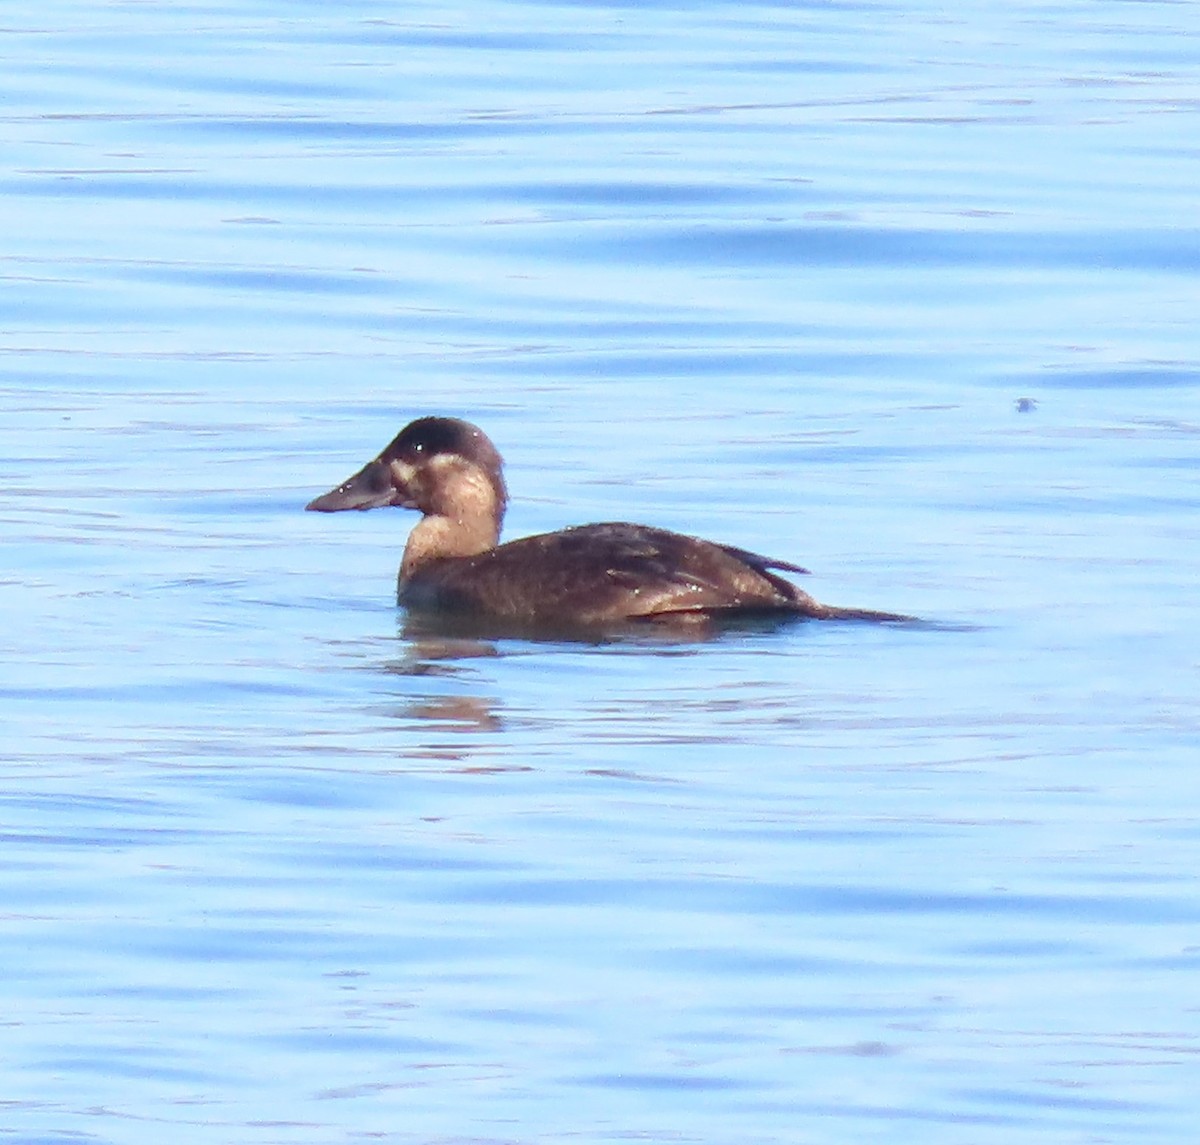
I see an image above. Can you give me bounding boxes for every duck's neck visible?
[400,511,500,581]
[397,458,507,584]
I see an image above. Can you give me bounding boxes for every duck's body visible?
[307,417,910,632]
[398,521,829,624]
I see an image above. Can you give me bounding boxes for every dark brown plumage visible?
[307,417,911,633]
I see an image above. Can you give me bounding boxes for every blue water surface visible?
[2,1,1199,1143]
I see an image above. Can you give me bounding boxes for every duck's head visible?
[306,416,508,522]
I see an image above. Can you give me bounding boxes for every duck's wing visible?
[714,542,810,577]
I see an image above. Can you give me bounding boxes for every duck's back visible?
[399,522,823,626]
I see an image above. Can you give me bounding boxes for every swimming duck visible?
[307,417,911,632]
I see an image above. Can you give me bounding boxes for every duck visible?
[306,416,912,633]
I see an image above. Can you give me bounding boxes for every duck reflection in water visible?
[307,417,914,638]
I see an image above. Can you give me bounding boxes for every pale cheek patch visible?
[389,458,421,493]
[426,455,499,521]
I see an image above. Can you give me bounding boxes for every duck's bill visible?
[306,459,403,512]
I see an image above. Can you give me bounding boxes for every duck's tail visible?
[809,603,918,623]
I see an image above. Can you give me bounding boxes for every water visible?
[3,2,1200,1142]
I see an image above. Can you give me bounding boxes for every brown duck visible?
[307,417,911,632]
